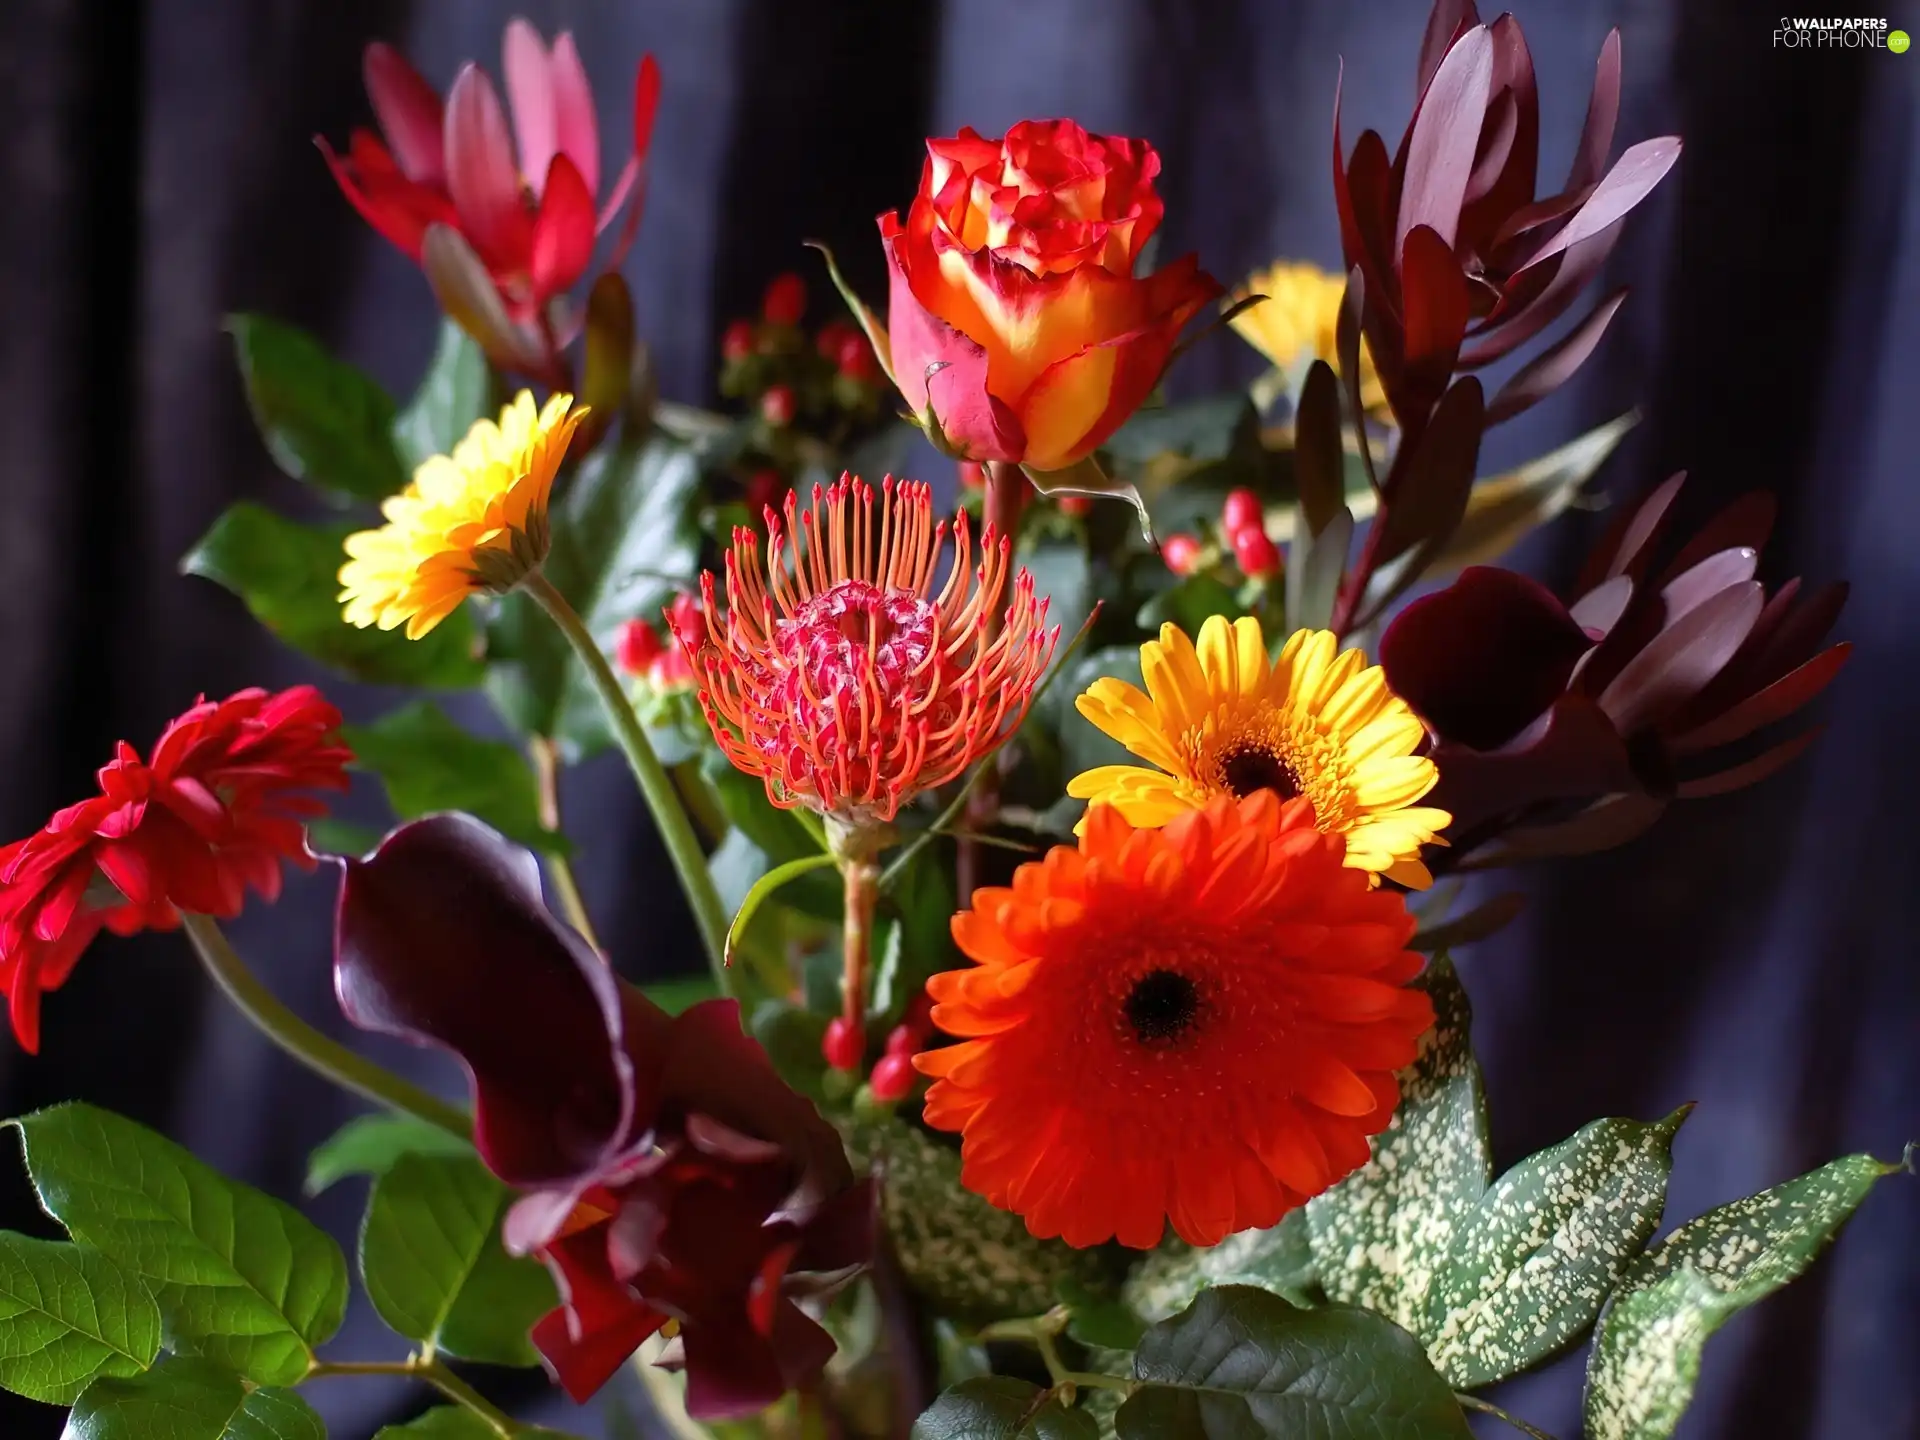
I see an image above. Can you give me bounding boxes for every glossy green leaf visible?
[642,975,721,1015]
[304,1114,477,1196]
[11,1104,347,1387]
[1125,1209,1317,1323]
[229,313,408,502]
[0,1233,160,1403]
[1115,1285,1472,1439]
[1134,574,1244,635]
[486,433,703,756]
[911,1376,1100,1440]
[63,1355,322,1440]
[724,854,836,968]
[1306,957,1491,1338]
[1583,1151,1905,1440]
[183,502,484,688]
[1105,395,1255,466]
[342,700,568,855]
[1423,1106,1689,1387]
[395,320,497,469]
[360,1152,555,1366]
[1058,1277,1148,1351]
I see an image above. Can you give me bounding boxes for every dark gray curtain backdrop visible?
[0,1,1913,1436]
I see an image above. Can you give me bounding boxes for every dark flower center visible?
[1218,744,1301,800]
[1123,969,1201,1045]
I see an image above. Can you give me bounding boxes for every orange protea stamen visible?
[680,474,1060,825]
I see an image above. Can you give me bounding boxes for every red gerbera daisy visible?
[0,686,351,1052]
[915,791,1434,1249]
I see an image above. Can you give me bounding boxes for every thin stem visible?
[1455,1394,1560,1440]
[973,1312,1136,1398]
[527,736,602,953]
[840,857,880,1050]
[183,915,470,1140]
[307,1356,524,1437]
[524,570,731,986]
[957,460,1028,900]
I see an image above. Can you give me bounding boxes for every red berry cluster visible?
[1159,486,1281,582]
[822,988,934,1104]
[718,272,884,433]
[615,593,705,692]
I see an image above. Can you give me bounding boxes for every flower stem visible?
[958,461,1028,901]
[306,1355,526,1437]
[527,735,603,953]
[1455,1394,1560,1440]
[182,914,470,1140]
[524,569,731,986]
[841,855,880,1051]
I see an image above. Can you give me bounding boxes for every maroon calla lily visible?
[1381,475,1850,864]
[334,814,869,1417]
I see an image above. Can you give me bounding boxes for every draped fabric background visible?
[0,0,1914,1436]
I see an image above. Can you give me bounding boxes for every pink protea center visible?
[680,474,1060,825]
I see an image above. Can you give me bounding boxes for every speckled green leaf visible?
[1115,1285,1473,1439]
[1124,1209,1316,1323]
[844,1117,1108,1322]
[11,1104,346,1387]
[912,1377,1100,1440]
[1583,1151,1903,1440]
[1306,957,1490,1335]
[0,1234,160,1403]
[1422,1106,1689,1387]
[63,1355,323,1439]
[360,1152,554,1366]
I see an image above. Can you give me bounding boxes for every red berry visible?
[835,330,880,383]
[720,320,755,363]
[744,468,786,515]
[1222,488,1264,537]
[957,460,987,491]
[869,1052,917,1102]
[762,273,807,326]
[1057,494,1092,518]
[614,619,665,676]
[652,646,695,691]
[815,320,855,359]
[1162,533,1202,575]
[884,1024,916,1057]
[1232,525,1282,579]
[822,1016,863,1072]
[760,384,797,427]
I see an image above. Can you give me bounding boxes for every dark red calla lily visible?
[319,22,661,378]
[333,814,869,1417]
[1381,476,1849,864]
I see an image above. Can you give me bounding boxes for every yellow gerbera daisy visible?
[339,390,586,639]
[1229,260,1385,410]
[1068,618,1449,887]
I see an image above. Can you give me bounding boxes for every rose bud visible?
[877,120,1221,473]
[720,319,755,363]
[1221,488,1264,537]
[763,272,807,326]
[1162,533,1202,575]
[1232,525,1281,579]
[760,383,797,427]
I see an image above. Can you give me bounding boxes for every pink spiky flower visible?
[679,475,1059,827]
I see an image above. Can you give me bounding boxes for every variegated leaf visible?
[1306,956,1491,1337]
[1583,1150,1906,1440]
[1423,1106,1689,1387]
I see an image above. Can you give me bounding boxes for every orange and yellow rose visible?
[876,120,1221,473]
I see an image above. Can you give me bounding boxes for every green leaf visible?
[1057,1277,1148,1351]
[1043,644,1143,783]
[395,320,498,469]
[1116,1285,1472,1439]
[303,818,383,859]
[360,1152,555,1367]
[1133,574,1244,635]
[1125,1209,1317,1323]
[1021,539,1095,647]
[871,843,958,1029]
[1583,1150,1905,1440]
[642,975,721,1015]
[183,502,483,688]
[342,700,568,855]
[486,433,703,755]
[64,1356,323,1440]
[911,1377,1100,1440]
[373,1407,581,1440]
[0,1233,161,1404]
[751,1000,831,1103]
[304,1114,477,1196]
[1422,1106,1690,1387]
[1306,956,1491,1337]
[1104,395,1256,466]
[229,313,408,502]
[724,853,836,968]
[11,1104,346,1387]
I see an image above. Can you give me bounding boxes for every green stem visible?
[528,735,603,953]
[1455,1394,1560,1440]
[183,915,471,1140]
[306,1356,526,1437]
[524,569,731,986]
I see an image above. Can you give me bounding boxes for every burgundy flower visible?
[1381,476,1849,864]
[319,21,661,378]
[333,814,869,1417]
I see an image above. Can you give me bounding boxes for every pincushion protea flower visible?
[1069,618,1449,887]
[679,475,1060,826]
[0,687,350,1051]
[916,792,1433,1248]
[340,390,586,639]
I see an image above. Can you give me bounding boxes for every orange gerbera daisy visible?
[915,791,1433,1249]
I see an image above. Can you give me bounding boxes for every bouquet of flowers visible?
[0,4,1902,1438]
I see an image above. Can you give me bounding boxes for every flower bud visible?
[1221,488,1264,537]
[720,320,755,363]
[822,1015,863,1072]
[762,273,806,326]
[1232,525,1281,580]
[760,384,797,428]
[1162,533,1202,575]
